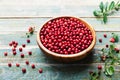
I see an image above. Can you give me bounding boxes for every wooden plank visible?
[0,0,119,17]
[0,18,119,32]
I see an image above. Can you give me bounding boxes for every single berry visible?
[8,63,12,67]
[13,51,17,55]
[12,41,15,44]
[13,44,17,48]
[28,27,34,34]
[106,44,109,48]
[12,48,16,51]
[114,48,119,53]
[99,38,102,43]
[97,65,102,70]
[16,63,20,67]
[110,37,115,43]
[27,39,30,43]
[22,44,26,48]
[4,52,8,56]
[31,64,35,69]
[103,34,107,38]
[9,42,12,46]
[19,47,23,52]
[15,42,18,46]
[39,68,43,73]
[28,51,32,55]
[20,53,24,58]
[25,60,29,65]
[22,68,26,73]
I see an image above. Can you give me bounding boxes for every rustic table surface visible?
[0,0,120,80]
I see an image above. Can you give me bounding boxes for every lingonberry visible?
[20,53,24,58]
[99,38,102,43]
[25,60,29,65]
[97,65,102,70]
[27,39,30,43]
[8,63,12,67]
[28,51,32,55]
[110,37,115,43]
[19,47,23,52]
[31,64,35,69]
[16,63,20,67]
[4,52,8,56]
[22,44,26,48]
[22,68,26,73]
[13,51,17,55]
[103,34,107,38]
[39,68,43,73]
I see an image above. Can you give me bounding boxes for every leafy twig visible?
[93,1,120,24]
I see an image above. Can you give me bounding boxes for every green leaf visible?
[105,2,109,11]
[99,2,104,12]
[93,10,103,17]
[103,13,107,23]
[106,66,114,76]
[109,1,115,10]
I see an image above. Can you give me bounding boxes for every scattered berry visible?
[114,48,119,53]
[97,65,102,70]
[16,63,20,67]
[8,63,12,67]
[15,42,18,46]
[31,64,35,69]
[20,53,24,58]
[13,51,17,55]
[28,51,32,55]
[106,44,109,48]
[110,37,115,43]
[9,42,12,46]
[25,60,29,65]
[22,44,26,48]
[39,68,43,73]
[12,41,15,44]
[4,52,8,56]
[13,44,17,48]
[22,68,26,73]
[27,39,30,43]
[19,47,23,52]
[28,27,34,34]
[12,48,16,51]
[103,34,107,38]
[99,38,102,43]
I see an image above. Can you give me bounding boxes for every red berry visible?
[8,63,12,67]
[28,27,34,33]
[4,52,8,56]
[12,41,15,44]
[106,44,109,48]
[103,34,107,38]
[31,64,35,69]
[101,55,106,61]
[13,44,17,48]
[16,63,20,67]
[13,51,17,55]
[114,48,119,53]
[22,44,26,48]
[9,42,12,46]
[19,47,23,52]
[28,51,32,55]
[27,39,30,43]
[25,60,29,65]
[12,48,16,51]
[15,42,18,46]
[97,65,102,70]
[20,53,24,58]
[39,68,43,73]
[22,68,26,73]
[110,37,115,43]
[99,38,102,43]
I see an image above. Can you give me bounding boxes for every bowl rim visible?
[37,16,96,58]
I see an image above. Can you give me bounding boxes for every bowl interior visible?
[37,16,96,58]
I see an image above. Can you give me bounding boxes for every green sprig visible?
[93,1,120,24]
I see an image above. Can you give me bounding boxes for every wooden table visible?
[0,0,120,80]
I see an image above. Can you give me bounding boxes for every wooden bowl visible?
[37,16,96,62]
